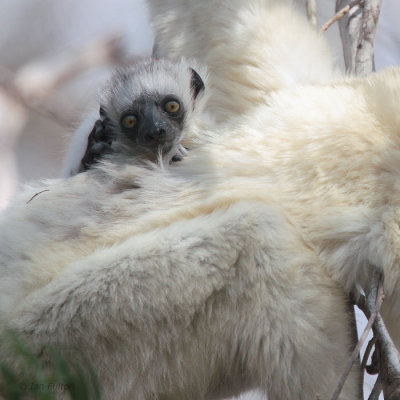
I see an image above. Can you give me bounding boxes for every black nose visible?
[145,127,166,142]
[156,127,166,136]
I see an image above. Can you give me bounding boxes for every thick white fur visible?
[2,0,393,399]
[150,0,337,122]
[148,0,400,349]
[62,109,98,176]
[2,200,358,400]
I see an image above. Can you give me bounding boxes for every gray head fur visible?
[99,58,206,162]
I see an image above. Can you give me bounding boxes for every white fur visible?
[1,0,389,399]
[150,0,338,122]
[147,0,400,347]
[62,109,98,177]
[2,199,359,400]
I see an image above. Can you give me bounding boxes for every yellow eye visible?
[164,100,180,113]
[121,115,137,129]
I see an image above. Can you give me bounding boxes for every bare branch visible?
[368,375,382,400]
[352,269,400,398]
[321,0,362,32]
[361,336,377,373]
[336,0,365,72]
[354,0,383,75]
[330,272,383,400]
[306,0,317,29]
[361,336,376,394]
[330,318,375,400]
[335,0,383,74]
[372,314,400,399]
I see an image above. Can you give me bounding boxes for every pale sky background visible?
[0,1,399,399]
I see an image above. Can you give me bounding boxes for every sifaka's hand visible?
[79,116,114,172]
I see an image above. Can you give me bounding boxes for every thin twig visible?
[26,190,50,204]
[354,269,400,398]
[330,308,379,400]
[361,336,377,373]
[321,0,362,32]
[368,375,382,400]
[361,336,377,391]
[330,271,383,400]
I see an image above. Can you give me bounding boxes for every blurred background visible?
[0,1,399,398]
[0,0,399,211]
[0,0,154,210]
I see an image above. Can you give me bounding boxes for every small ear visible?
[190,68,205,101]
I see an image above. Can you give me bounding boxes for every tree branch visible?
[335,0,383,73]
[361,336,377,373]
[353,269,400,399]
[372,314,400,399]
[321,0,362,32]
[368,375,382,400]
[330,271,383,400]
[335,0,364,72]
[354,0,383,74]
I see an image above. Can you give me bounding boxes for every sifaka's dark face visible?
[118,93,186,154]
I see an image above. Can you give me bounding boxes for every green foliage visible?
[0,331,101,400]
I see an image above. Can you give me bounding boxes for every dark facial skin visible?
[79,67,205,172]
[79,94,185,171]
[120,93,186,154]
